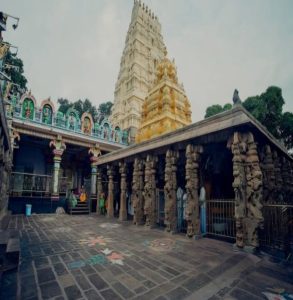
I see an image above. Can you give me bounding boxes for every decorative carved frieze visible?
[143,154,157,228]
[164,149,178,233]
[185,144,202,238]
[132,158,145,225]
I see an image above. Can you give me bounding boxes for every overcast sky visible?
[2,0,293,122]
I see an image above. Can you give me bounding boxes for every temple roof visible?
[96,105,292,165]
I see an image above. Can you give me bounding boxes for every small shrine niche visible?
[65,108,80,131]
[81,112,93,135]
[22,97,35,120]
[42,103,53,125]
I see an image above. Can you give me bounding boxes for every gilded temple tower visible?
[109,0,166,142]
[136,50,192,142]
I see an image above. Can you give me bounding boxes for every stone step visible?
[70,210,90,215]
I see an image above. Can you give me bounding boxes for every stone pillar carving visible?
[107,165,114,218]
[260,145,275,203]
[185,144,202,238]
[245,133,263,249]
[143,154,157,228]
[132,158,145,225]
[164,149,178,233]
[119,161,127,221]
[88,144,102,197]
[228,131,263,250]
[49,135,66,199]
[96,168,103,214]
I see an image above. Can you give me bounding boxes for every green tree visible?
[204,86,292,149]
[280,112,293,150]
[98,101,113,116]
[4,50,27,90]
[57,98,100,121]
[204,103,232,118]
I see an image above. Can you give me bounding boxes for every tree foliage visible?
[57,98,113,123]
[4,50,27,90]
[204,86,293,149]
[98,101,113,116]
[204,103,232,118]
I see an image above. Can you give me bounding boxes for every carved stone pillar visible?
[89,144,102,197]
[185,144,202,238]
[164,149,178,233]
[96,168,103,214]
[107,165,114,218]
[228,131,263,250]
[260,145,275,203]
[49,135,66,199]
[119,162,127,221]
[132,158,144,225]
[144,154,157,228]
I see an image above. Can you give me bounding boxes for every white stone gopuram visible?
[109,0,166,142]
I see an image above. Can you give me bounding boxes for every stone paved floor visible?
[2,214,293,300]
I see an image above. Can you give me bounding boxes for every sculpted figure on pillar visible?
[164,149,178,233]
[259,145,275,203]
[143,154,157,228]
[49,135,66,157]
[185,144,202,238]
[228,132,264,249]
[245,133,263,248]
[132,158,145,225]
[89,143,102,164]
[229,132,246,248]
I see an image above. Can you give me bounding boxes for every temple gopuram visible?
[0,0,292,259]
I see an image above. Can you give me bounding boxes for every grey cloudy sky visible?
[2,0,293,122]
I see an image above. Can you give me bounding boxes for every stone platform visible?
[2,214,292,300]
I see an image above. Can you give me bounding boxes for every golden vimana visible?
[136,50,192,143]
